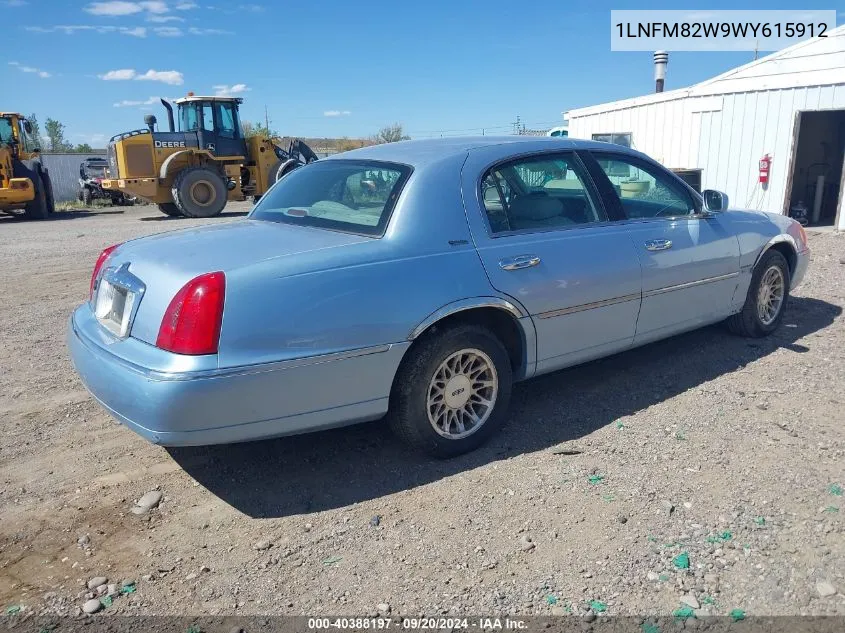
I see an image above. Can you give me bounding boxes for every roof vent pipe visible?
[654,50,668,93]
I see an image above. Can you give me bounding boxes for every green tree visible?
[372,123,410,144]
[44,117,72,151]
[75,143,93,153]
[241,120,278,138]
[26,113,42,146]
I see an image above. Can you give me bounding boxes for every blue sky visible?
[3,0,839,146]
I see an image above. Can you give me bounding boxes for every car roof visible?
[327,136,633,168]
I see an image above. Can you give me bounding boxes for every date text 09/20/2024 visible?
[307,618,528,630]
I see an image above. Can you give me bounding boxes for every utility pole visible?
[264,105,270,131]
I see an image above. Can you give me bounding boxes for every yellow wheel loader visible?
[0,112,55,220]
[101,94,319,218]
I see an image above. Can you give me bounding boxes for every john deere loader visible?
[0,112,55,220]
[101,94,319,218]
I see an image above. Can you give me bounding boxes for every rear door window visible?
[480,152,605,234]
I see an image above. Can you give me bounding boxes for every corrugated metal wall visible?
[569,85,845,215]
[568,28,845,221]
[41,152,106,203]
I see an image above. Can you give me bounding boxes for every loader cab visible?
[0,113,40,157]
[174,96,247,159]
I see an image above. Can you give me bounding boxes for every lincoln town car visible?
[68,137,809,457]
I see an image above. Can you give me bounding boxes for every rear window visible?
[251,160,412,236]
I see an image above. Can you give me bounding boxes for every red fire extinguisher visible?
[759,154,771,185]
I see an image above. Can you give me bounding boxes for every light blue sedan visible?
[68,137,810,457]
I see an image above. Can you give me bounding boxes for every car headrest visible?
[509,195,562,221]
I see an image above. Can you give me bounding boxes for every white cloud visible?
[2,0,28,6]
[136,69,184,84]
[213,83,249,96]
[188,26,231,35]
[154,26,182,36]
[28,20,226,37]
[175,1,197,7]
[324,110,351,117]
[100,68,183,84]
[140,0,168,12]
[99,68,138,80]
[238,3,263,11]
[26,24,147,36]
[147,14,183,22]
[84,1,144,15]
[84,0,168,17]
[113,96,165,107]
[8,60,51,78]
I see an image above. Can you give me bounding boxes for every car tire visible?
[389,324,513,458]
[727,250,790,338]
[82,187,92,207]
[43,170,55,214]
[157,202,181,217]
[24,172,49,220]
[172,167,227,218]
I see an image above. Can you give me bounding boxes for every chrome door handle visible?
[499,254,541,271]
[645,239,673,251]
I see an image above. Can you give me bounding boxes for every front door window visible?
[592,153,696,219]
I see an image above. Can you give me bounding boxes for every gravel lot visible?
[0,204,843,621]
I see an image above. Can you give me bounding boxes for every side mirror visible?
[23,121,33,134]
[703,189,729,212]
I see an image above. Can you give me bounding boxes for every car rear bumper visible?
[67,306,409,446]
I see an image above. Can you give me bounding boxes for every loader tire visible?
[172,167,227,218]
[272,158,300,185]
[43,170,55,214]
[157,203,181,217]
[24,172,49,220]
[82,187,92,207]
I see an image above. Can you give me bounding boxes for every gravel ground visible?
[0,204,843,621]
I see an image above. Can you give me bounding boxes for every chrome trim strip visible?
[643,272,739,298]
[72,316,394,382]
[410,297,527,339]
[537,293,641,319]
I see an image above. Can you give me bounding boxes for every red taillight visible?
[156,272,226,355]
[90,243,121,300]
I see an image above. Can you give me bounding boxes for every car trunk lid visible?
[100,219,371,346]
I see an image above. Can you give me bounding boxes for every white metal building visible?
[566,26,845,229]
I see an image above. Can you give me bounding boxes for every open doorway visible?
[785,109,845,228]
